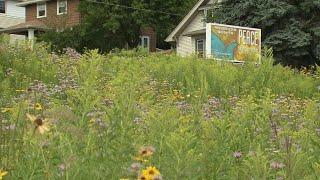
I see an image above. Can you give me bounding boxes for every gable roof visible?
[165,0,210,42]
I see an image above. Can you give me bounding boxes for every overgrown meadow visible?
[1,35,320,180]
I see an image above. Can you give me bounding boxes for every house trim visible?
[57,0,67,15]
[16,0,49,7]
[165,0,209,42]
[36,2,46,18]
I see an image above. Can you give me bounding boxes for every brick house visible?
[0,0,156,52]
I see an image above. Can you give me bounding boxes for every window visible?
[196,39,205,57]
[37,3,46,18]
[140,36,150,52]
[57,0,67,15]
[0,0,5,14]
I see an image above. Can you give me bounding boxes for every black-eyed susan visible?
[139,146,155,158]
[143,166,160,177]
[0,169,8,180]
[139,166,161,180]
[34,103,43,110]
[138,174,150,180]
[26,113,50,134]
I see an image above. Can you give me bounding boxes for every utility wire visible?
[84,0,183,17]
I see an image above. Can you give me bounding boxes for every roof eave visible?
[16,0,50,7]
[165,0,208,43]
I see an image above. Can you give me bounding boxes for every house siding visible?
[26,0,80,28]
[176,11,204,57]
[0,0,25,28]
[6,0,25,18]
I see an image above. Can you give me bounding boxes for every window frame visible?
[37,2,47,18]
[0,0,5,14]
[57,0,67,15]
[196,38,205,57]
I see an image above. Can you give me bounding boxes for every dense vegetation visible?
[1,36,320,179]
[40,0,198,52]
[211,0,320,67]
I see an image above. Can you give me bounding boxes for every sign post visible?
[206,23,261,63]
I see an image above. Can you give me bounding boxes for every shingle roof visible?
[0,20,48,34]
[0,15,25,28]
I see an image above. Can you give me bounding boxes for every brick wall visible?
[26,0,80,29]
[140,27,157,52]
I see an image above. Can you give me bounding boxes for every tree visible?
[76,0,198,51]
[41,0,197,52]
[210,0,320,67]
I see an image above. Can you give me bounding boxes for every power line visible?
[84,0,183,17]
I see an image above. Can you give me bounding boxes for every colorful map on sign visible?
[210,24,261,62]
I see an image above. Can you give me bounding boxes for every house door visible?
[196,38,205,57]
[141,36,150,52]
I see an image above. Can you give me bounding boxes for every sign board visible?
[206,23,261,63]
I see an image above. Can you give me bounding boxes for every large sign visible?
[206,23,261,63]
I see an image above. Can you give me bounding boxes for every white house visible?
[0,0,25,40]
[165,0,221,57]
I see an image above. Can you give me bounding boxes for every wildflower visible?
[153,175,163,180]
[270,161,285,170]
[138,174,150,180]
[34,103,43,110]
[2,124,16,131]
[139,146,156,158]
[0,169,8,180]
[26,113,50,134]
[144,166,160,176]
[129,163,141,174]
[233,151,242,159]
[139,166,161,180]
[1,108,13,113]
[15,89,26,92]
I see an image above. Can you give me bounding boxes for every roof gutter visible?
[16,0,50,7]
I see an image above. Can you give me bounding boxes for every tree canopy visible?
[40,0,197,52]
[211,0,320,67]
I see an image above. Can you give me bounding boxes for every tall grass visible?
[0,36,320,179]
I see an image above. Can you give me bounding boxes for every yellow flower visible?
[26,113,50,134]
[139,146,155,158]
[138,174,151,180]
[139,166,161,180]
[1,108,13,113]
[34,103,43,110]
[143,166,160,177]
[15,89,25,92]
[0,169,8,180]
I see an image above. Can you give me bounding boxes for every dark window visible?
[196,39,205,57]
[58,0,67,14]
[0,0,5,14]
